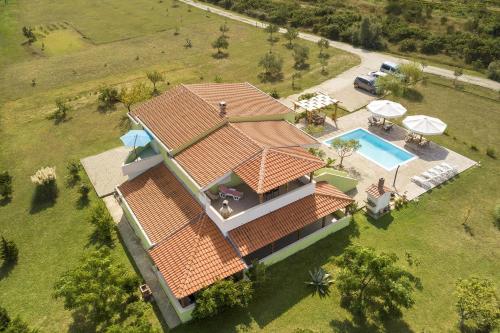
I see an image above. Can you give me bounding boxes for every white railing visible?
[121,154,163,180]
[208,181,316,235]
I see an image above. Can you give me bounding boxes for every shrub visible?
[247,260,268,287]
[0,306,10,331]
[78,183,90,200]
[192,279,253,319]
[486,147,497,159]
[89,201,115,245]
[306,267,333,297]
[399,39,417,52]
[30,167,56,186]
[65,160,81,186]
[0,171,13,199]
[269,89,280,99]
[52,99,71,123]
[98,86,120,109]
[1,236,19,265]
[470,144,479,151]
[487,61,500,82]
[298,92,316,101]
[305,124,324,135]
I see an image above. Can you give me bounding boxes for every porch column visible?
[309,172,314,183]
[259,193,264,204]
[296,229,301,240]
[321,216,326,228]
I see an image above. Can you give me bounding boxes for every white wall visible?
[122,154,163,179]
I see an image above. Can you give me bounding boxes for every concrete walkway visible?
[81,146,131,197]
[103,196,182,329]
[181,0,500,109]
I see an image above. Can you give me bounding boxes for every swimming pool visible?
[323,128,416,170]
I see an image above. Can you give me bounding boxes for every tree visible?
[264,24,279,50]
[455,277,499,332]
[453,67,463,87]
[319,55,329,75]
[258,52,284,82]
[119,83,150,112]
[192,279,253,319]
[291,71,302,89]
[219,22,229,37]
[89,201,115,245]
[335,245,419,322]
[98,86,120,110]
[357,18,383,50]
[317,38,330,57]
[211,35,229,58]
[0,171,13,200]
[284,27,298,49]
[1,236,18,265]
[375,74,405,96]
[292,44,309,70]
[330,138,361,168]
[52,99,71,123]
[54,248,142,331]
[146,71,165,95]
[487,61,500,82]
[398,62,423,87]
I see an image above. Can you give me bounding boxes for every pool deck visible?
[312,110,477,203]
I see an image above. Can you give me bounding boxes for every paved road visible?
[181,0,500,110]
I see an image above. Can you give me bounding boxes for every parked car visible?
[368,71,388,78]
[354,75,377,94]
[380,61,399,74]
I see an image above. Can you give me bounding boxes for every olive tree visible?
[284,27,298,49]
[258,52,284,82]
[146,70,165,95]
[330,138,361,168]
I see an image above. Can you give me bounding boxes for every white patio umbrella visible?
[367,100,407,123]
[403,115,447,141]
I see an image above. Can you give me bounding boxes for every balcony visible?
[122,146,163,179]
[205,176,316,235]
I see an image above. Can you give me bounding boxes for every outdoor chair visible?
[383,123,394,132]
[368,117,375,127]
[219,185,244,201]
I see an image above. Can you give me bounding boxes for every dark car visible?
[354,75,377,94]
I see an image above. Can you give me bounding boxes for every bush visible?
[52,99,71,123]
[305,124,324,136]
[98,86,120,109]
[399,39,417,52]
[420,36,445,54]
[0,306,10,331]
[89,201,115,245]
[306,267,333,297]
[269,89,280,99]
[486,147,497,159]
[1,236,19,265]
[65,160,81,186]
[30,167,56,186]
[0,171,13,199]
[192,279,253,319]
[487,61,500,82]
[78,183,90,200]
[298,92,316,101]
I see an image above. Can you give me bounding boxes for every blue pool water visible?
[324,128,415,170]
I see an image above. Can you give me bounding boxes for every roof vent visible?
[219,101,227,116]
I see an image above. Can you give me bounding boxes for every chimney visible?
[219,101,227,116]
[378,178,385,191]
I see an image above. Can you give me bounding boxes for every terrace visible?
[205,176,316,235]
[316,110,477,202]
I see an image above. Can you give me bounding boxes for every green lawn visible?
[172,76,500,333]
[0,0,359,332]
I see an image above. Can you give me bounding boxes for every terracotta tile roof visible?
[186,82,291,118]
[229,182,354,256]
[233,121,318,147]
[175,124,262,187]
[131,85,224,151]
[234,147,325,194]
[150,215,246,299]
[118,164,203,244]
[366,183,393,198]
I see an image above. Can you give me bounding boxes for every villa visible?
[113,83,355,322]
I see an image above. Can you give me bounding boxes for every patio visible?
[315,110,477,202]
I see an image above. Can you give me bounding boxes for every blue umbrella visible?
[120,130,152,160]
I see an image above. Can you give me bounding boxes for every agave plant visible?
[306,267,333,297]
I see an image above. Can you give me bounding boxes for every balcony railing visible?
[206,178,316,236]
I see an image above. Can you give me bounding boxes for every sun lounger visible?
[441,162,458,174]
[411,176,432,189]
[219,185,244,201]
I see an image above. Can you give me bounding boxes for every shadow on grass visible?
[403,88,423,102]
[366,212,394,230]
[0,261,16,281]
[29,184,58,214]
[330,316,414,333]
[76,196,90,210]
[87,229,115,249]
[0,197,12,207]
[212,52,229,59]
[173,219,361,333]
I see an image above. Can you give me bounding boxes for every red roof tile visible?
[234,147,325,194]
[174,124,261,187]
[229,182,354,256]
[150,215,246,298]
[118,164,203,244]
[131,85,224,151]
[186,82,291,118]
[233,121,317,147]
